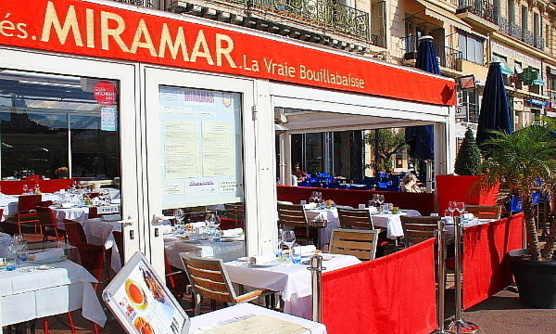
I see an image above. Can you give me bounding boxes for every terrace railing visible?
[496,17,544,50]
[456,0,496,23]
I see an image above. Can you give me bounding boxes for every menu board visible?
[159,86,243,209]
[103,252,190,334]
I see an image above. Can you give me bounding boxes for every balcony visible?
[111,0,156,7]
[456,0,496,24]
[401,35,462,72]
[496,17,544,50]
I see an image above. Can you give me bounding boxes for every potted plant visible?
[55,166,69,179]
[479,124,556,308]
[436,128,498,214]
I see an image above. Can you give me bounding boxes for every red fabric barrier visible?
[462,213,524,309]
[0,179,74,195]
[322,239,437,334]
[436,175,499,215]
[277,186,436,215]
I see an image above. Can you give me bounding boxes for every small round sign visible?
[93,81,117,106]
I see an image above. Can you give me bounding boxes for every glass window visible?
[0,69,120,183]
[459,32,484,64]
[157,86,246,259]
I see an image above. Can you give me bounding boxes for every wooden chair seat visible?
[464,205,502,219]
[329,228,380,261]
[180,254,270,315]
[400,216,441,248]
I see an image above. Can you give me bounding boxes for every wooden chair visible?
[222,202,244,229]
[329,228,379,261]
[180,254,269,315]
[338,208,375,229]
[400,216,441,248]
[277,203,317,245]
[465,205,502,219]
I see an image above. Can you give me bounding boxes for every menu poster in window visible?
[103,252,190,334]
[101,106,118,131]
[158,86,243,208]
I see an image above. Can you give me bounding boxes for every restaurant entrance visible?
[0,47,142,268]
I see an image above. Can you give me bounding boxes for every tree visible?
[364,129,407,174]
[454,128,481,176]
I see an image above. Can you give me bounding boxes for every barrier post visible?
[447,215,479,334]
[308,254,325,323]
[434,220,447,333]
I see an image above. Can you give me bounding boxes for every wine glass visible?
[377,194,385,205]
[448,201,457,217]
[205,212,217,230]
[174,209,185,225]
[456,202,466,215]
[281,230,296,261]
[12,234,26,246]
[22,184,28,194]
[34,183,40,194]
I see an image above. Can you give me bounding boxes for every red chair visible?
[111,230,125,267]
[16,194,42,235]
[63,220,87,246]
[164,252,189,300]
[35,206,66,242]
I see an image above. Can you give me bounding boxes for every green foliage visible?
[480,125,556,260]
[364,129,407,172]
[454,128,482,176]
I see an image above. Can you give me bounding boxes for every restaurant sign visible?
[0,0,455,106]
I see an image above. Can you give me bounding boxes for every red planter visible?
[436,175,499,214]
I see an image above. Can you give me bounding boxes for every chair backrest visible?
[337,208,374,229]
[75,241,105,283]
[224,202,244,220]
[18,194,42,213]
[277,203,308,228]
[400,216,441,248]
[112,230,125,265]
[465,205,502,219]
[63,219,87,246]
[180,254,237,303]
[329,228,379,261]
[35,206,60,238]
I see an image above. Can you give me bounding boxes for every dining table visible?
[0,193,64,221]
[0,258,107,327]
[164,230,245,270]
[224,253,361,319]
[81,215,123,272]
[304,205,421,248]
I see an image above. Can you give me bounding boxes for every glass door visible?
[0,47,142,266]
[143,66,256,276]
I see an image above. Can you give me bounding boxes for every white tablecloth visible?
[306,208,422,246]
[51,206,90,223]
[190,303,327,334]
[224,254,360,318]
[82,216,122,272]
[0,260,107,327]
[164,235,245,269]
[0,193,64,220]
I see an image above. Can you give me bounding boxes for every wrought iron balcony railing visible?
[245,0,370,40]
[456,0,496,23]
[495,17,544,50]
[111,0,156,7]
[401,35,462,72]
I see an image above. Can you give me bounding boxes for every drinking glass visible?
[456,202,466,215]
[377,194,385,206]
[281,230,296,260]
[16,242,29,262]
[12,234,26,246]
[274,240,283,259]
[448,201,457,216]
[291,246,302,264]
[6,247,18,271]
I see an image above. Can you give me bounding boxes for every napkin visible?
[222,228,243,237]
[299,245,317,256]
[304,203,317,209]
[101,214,121,222]
[29,248,64,262]
[248,253,276,265]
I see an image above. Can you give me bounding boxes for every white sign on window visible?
[158,86,243,209]
[101,106,118,131]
